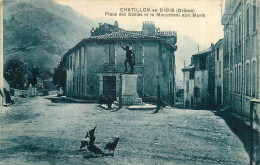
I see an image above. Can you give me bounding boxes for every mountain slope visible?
[3,0,94,74]
[3,0,206,87]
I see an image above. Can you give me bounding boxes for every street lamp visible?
[153,75,161,113]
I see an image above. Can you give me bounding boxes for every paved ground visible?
[0,96,249,165]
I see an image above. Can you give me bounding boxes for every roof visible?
[64,30,177,57]
[192,47,212,56]
[214,38,223,48]
[182,64,195,71]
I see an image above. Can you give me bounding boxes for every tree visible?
[53,58,66,92]
[41,68,53,80]
[27,67,40,87]
[4,58,27,89]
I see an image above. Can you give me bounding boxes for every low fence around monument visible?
[122,97,142,106]
[250,99,260,165]
[142,96,157,105]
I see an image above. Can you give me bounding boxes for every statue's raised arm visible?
[120,43,126,51]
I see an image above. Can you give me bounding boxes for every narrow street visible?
[0,96,249,165]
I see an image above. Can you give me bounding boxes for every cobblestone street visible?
[0,96,249,165]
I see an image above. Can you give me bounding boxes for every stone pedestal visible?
[121,74,142,105]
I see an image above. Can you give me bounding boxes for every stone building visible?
[90,21,122,37]
[182,44,215,109]
[63,21,177,106]
[214,39,224,108]
[222,0,260,118]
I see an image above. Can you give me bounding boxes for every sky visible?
[54,0,224,48]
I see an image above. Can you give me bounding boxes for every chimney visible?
[142,21,155,36]
[211,43,214,48]
[114,21,118,28]
[91,28,95,36]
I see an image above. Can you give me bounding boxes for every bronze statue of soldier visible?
[120,43,135,74]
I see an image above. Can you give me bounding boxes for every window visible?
[253,1,256,31]
[109,45,115,65]
[69,55,72,70]
[200,56,206,70]
[73,52,76,71]
[70,81,72,95]
[81,75,84,96]
[186,81,189,93]
[77,50,80,68]
[247,6,250,37]
[235,22,237,45]
[168,81,173,94]
[84,45,87,68]
[236,67,239,93]
[252,61,256,97]
[230,29,233,50]
[79,49,81,67]
[230,72,232,92]
[73,76,75,94]
[170,57,174,71]
[77,76,79,95]
[81,47,84,66]
[226,34,229,52]
[219,61,221,78]
[239,16,242,43]
[105,44,115,65]
[217,48,219,61]
[134,45,144,65]
[246,63,250,96]
[163,59,166,77]
[238,65,241,94]
[234,66,237,93]
[189,70,194,79]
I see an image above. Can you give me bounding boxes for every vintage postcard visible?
[0,0,259,164]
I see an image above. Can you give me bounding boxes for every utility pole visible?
[221,0,223,18]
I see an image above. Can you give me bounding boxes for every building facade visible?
[222,0,260,118]
[214,39,224,108]
[182,44,215,109]
[63,21,177,106]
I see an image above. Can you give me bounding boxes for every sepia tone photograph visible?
[0,0,259,164]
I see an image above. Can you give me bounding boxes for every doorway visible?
[103,76,116,100]
[217,86,222,107]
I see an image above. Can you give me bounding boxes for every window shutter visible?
[109,44,115,65]
[132,45,137,64]
[104,44,109,64]
[81,47,84,66]
[138,46,144,65]
[73,53,76,70]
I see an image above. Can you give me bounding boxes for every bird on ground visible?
[89,126,97,138]
[89,135,96,146]
[87,144,104,156]
[80,132,90,150]
[104,137,120,154]
[88,126,97,145]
